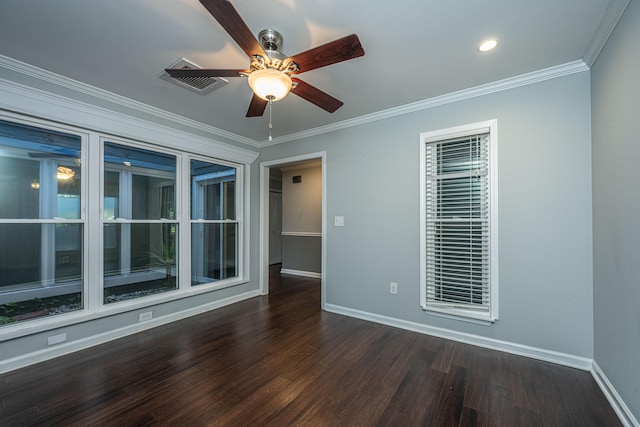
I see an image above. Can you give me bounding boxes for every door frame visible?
[259,151,327,308]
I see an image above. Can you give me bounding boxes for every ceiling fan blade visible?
[246,94,268,117]
[290,34,365,74]
[199,0,266,58]
[165,68,246,78]
[290,78,343,113]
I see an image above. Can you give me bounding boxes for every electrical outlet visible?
[138,311,153,322]
[334,216,345,227]
[390,282,398,295]
[47,333,67,346]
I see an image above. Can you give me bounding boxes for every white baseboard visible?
[0,290,259,375]
[280,268,322,279]
[591,362,639,427]
[324,303,592,370]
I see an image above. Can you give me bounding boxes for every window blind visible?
[424,133,490,310]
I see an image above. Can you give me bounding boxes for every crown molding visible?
[0,54,261,148]
[583,0,630,67]
[0,54,590,150]
[0,77,259,164]
[267,60,589,145]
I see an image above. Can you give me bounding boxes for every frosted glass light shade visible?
[248,69,292,101]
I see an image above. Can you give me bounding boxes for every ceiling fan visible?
[165,0,365,119]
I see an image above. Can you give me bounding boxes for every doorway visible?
[259,152,326,308]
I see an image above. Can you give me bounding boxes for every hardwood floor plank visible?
[432,365,468,426]
[460,346,491,415]
[488,383,515,427]
[376,350,446,425]
[0,267,622,426]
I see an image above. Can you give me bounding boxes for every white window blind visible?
[424,132,491,313]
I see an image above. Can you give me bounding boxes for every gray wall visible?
[261,71,594,358]
[281,165,322,274]
[591,0,640,420]
[281,235,322,274]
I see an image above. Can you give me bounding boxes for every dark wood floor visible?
[0,267,621,426]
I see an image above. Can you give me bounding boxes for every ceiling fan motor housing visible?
[258,29,287,61]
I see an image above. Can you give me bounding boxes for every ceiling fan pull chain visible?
[268,96,273,141]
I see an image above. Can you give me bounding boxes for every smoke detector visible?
[158,58,228,95]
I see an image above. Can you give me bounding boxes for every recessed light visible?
[479,38,498,52]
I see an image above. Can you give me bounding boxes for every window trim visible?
[189,156,243,287]
[0,109,252,341]
[419,120,499,324]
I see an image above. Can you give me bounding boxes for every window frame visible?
[189,156,243,287]
[419,120,499,324]
[100,137,182,307]
[0,114,90,330]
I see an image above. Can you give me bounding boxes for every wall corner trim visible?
[591,361,639,427]
[583,0,631,67]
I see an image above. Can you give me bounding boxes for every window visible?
[102,141,178,304]
[420,120,498,323]
[0,111,248,331]
[190,159,239,285]
[0,119,85,324]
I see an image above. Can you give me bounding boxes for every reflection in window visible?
[0,119,83,325]
[102,142,178,304]
[191,160,238,285]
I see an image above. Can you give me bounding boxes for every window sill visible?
[422,304,497,326]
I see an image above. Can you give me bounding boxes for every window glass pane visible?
[0,223,83,325]
[55,223,83,281]
[0,119,83,326]
[190,160,236,220]
[104,223,120,275]
[191,223,237,285]
[103,223,177,304]
[132,174,176,220]
[104,171,120,219]
[0,119,82,220]
[103,142,176,220]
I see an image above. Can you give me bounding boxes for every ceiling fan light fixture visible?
[56,166,75,181]
[248,68,292,101]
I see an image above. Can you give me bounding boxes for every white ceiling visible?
[0,0,628,145]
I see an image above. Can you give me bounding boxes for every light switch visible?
[334,216,345,227]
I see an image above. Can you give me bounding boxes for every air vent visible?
[158,58,228,95]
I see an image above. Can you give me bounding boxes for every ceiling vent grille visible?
[159,58,228,95]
